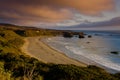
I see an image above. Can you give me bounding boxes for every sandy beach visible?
[21,37,86,67]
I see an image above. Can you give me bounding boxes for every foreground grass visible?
[0,26,120,80]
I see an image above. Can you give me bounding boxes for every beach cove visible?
[43,31,120,73]
[21,31,120,73]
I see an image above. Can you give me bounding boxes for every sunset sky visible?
[0,0,120,30]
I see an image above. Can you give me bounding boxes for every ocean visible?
[44,30,120,73]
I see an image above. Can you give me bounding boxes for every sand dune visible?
[21,37,86,67]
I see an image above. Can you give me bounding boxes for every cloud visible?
[68,17,120,28]
[52,0,114,15]
[0,0,115,25]
[0,6,71,21]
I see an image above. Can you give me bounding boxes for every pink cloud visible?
[0,0,115,25]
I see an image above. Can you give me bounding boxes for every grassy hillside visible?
[0,23,63,37]
[0,25,120,80]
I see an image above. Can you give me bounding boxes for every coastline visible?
[21,36,86,67]
[44,36,120,73]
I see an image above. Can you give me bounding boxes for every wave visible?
[66,46,120,71]
[44,33,120,73]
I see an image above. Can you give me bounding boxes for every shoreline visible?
[44,36,120,73]
[21,36,120,73]
[21,36,86,67]
[41,37,86,66]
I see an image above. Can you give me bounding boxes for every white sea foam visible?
[44,34,120,73]
[66,46,120,71]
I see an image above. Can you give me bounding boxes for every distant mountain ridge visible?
[68,17,120,28]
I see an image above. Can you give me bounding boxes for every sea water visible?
[44,30,120,73]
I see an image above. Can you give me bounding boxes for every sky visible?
[0,0,120,30]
